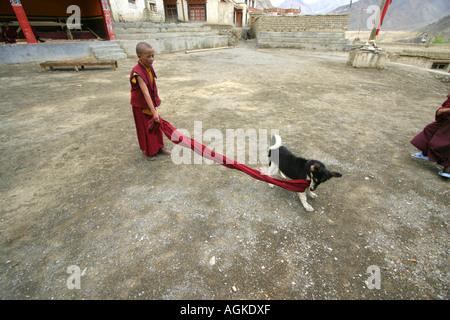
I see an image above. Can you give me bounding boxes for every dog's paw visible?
[269,183,274,189]
[308,191,317,199]
[303,204,314,212]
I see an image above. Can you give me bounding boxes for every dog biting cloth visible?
[148,118,311,192]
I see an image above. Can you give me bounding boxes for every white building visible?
[109,0,248,26]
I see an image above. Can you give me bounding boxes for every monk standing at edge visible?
[130,42,171,160]
[411,92,450,178]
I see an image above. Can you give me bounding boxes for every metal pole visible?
[368,0,387,43]
[9,0,36,44]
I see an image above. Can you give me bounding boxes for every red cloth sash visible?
[149,118,311,192]
[130,62,161,109]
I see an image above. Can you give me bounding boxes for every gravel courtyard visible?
[0,43,449,300]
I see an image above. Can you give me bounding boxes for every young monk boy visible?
[1,22,18,44]
[411,92,450,178]
[130,42,171,160]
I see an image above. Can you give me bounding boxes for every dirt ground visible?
[0,41,449,300]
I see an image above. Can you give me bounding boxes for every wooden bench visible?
[40,60,118,72]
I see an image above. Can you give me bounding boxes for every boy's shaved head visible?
[136,42,153,55]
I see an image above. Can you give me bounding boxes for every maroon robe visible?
[2,26,18,44]
[130,61,164,157]
[411,97,450,167]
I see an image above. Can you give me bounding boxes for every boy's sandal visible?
[438,170,450,178]
[411,152,429,161]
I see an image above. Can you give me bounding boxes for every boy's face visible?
[138,48,155,68]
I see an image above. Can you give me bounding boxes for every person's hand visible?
[153,111,160,123]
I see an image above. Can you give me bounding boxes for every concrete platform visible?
[347,48,387,69]
[0,41,127,64]
[257,31,351,51]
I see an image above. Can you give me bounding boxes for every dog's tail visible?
[269,135,282,150]
[268,135,282,166]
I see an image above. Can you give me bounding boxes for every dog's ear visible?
[330,171,342,178]
[310,163,320,172]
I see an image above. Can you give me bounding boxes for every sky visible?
[270,0,360,9]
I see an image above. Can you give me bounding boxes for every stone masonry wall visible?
[253,14,351,33]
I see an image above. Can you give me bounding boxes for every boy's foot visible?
[159,147,171,155]
[438,166,450,178]
[411,152,429,161]
[142,150,156,160]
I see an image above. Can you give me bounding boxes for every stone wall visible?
[253,14,351,34]
[109,0,165,22]
[254,14,352,51]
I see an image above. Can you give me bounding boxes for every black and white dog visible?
[266,135,342,211]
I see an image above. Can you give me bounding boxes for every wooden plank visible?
[40,60,118,72]
[185,46,231,54]
[9,21,68,27]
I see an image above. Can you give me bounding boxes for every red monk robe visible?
[1,23,19,44]
[411,95,450,172]
[130,61,165,157]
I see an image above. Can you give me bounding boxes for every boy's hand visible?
[153,111,160,123]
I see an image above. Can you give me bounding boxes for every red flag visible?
[376,0,392,39]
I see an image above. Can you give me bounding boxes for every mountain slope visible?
[332,0,450,31]
[255,0,274,10]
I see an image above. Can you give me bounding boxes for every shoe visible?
[411,152,429,161]
[438,170,450,178]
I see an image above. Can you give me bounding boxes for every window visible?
[149,0,157,12]
[165,4,178,21]
[128,0,137,8]
[189,4,206,21]
[431,61,449,71]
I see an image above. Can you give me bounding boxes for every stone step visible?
[112,22,230,56]
[257,40,350,51]
[92,47,126,55]
[258,36,349,44]
[113,21,207,27]
[118,35,229,56]
[258,31,346,38]
[95,52,128,60]
[115,31,217,40]
[114,26,210,34]
[90,41,127,60]
[257,42,347,50]
[256,31,350,51]
[113,22,211,33]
